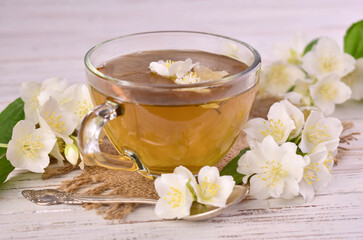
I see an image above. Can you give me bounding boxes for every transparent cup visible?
[79,31,261,176]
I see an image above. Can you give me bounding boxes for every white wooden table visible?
[1,1,362,239]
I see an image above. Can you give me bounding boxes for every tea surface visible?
[98,50,247,85]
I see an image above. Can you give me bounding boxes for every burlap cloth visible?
[42,97,358,220]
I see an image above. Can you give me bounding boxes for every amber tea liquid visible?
[90,50,257,175]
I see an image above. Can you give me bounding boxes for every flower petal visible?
[244,118,270,143]
[299,178,315,202]
[41,77,68,93]
[280,176,300,199]
[249,175,271,200]
[279,100,305,138]
[149,61,170,77]
[50,142,65,166]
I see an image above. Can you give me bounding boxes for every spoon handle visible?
[72,195,157,205]
[22,189,157,206]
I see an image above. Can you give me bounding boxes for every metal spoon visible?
[21,185,248,221]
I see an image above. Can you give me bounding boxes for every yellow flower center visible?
[303,162,320,185]
[163,186,184,208]
[259,160,287,187]
[324,152,334,172]
[306,123,331,145]
[75,99,93,119]
[44,112,66,133]
[164,60,175,69]
[180,72,200,83]
[318,56,338,73]
[319,83,338,100]
[200,176,220,199]
[261,119,285,142]
[21,135,44,159]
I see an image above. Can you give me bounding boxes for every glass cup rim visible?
[84,30,261,90]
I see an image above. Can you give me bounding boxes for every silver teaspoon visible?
[22,185,248,221]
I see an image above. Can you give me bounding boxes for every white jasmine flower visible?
[342,58,363,100]
[38,97,78,144]
[274,33,306,65]
[260,62,306,96]
[194,166,235,207]
[244,101,295,145]
[175,72,202,84]
[61,84,93,129]
[302,37,355,79]
[149,58,198,79]
[237,136,306,200]
[299,111,343,153]
[299,146,331,202]
[6,120,56,173]
[309,74,351,115]
[20,77,68,123]
[154,173,194,219]
[279,100,305,139]
[64,143,79,165]
[173,166,235,207]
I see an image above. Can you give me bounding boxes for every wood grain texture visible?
[0,0,362,239]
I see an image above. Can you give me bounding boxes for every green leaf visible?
[220,147,250,184]
[0,98,25,184]
[303,38,319,56]
[287,85,295,92]
[344,20,363,59]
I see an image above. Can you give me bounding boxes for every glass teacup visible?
[79,31,261,176]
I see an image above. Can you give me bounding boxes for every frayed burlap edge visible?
[41,97,359,220]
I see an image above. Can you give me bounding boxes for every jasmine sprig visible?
[0,78,93,184]
[221,99,343,202]
[259,20,363,114]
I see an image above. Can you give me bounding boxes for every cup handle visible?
[78,100,147,174]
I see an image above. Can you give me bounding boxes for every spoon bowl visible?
[184,185,248,221]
